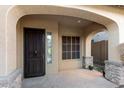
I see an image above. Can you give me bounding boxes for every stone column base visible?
[105,60,124,85]
[82,56,93,69]
[0,69,22,88]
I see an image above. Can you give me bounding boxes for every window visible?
[62,36,80,60]
[72,37,80,59]
[47,32,52,64]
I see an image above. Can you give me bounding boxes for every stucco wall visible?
[83,23,106,57]
[0,6,11,76]
[6,6,25,75]
[58,24,84,71]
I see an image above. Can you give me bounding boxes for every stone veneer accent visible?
[0,69,22,88]
[118,43,124,61]
[83,56,93,69]
[105,60,124,85]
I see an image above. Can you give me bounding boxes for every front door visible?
[24,28,45,78]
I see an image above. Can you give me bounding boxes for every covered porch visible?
[1,5,124,88]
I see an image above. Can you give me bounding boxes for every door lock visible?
[34,50,38,54]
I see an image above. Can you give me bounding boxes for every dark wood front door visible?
[24,28,45,78]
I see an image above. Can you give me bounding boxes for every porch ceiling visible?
[22,14,94,28]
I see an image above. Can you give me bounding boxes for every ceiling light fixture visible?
[77,20,81,23]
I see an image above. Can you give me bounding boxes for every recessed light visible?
[77,20,81,23]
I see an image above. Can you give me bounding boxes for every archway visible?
[0,5,122,87]
[5,5,119,74]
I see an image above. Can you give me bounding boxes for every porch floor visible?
[22,69,117,88]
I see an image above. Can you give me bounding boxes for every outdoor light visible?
[77,20,81,23]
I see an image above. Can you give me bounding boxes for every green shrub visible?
[89,65,94,70]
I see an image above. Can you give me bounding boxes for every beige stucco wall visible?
[0,6,11,76]
[58,24,84,71]
[6,6,25,75]
[83,23,106,57]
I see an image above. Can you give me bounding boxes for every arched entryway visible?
[16,14,106,77]
[0,5,122,87]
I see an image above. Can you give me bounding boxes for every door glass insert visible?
[47,32,52,64]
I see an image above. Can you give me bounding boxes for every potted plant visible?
[89,65,94,70]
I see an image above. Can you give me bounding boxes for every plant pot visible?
[89,65,94,70]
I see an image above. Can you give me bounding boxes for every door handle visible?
[34,50,37,54]
[33,50,38,56]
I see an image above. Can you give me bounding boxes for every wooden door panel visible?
[24,28,45,78]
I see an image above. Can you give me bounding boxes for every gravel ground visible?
[22,69,118,88]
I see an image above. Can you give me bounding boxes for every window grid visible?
[62,36,80,60]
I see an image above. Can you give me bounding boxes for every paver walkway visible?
[22,69,118,88]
